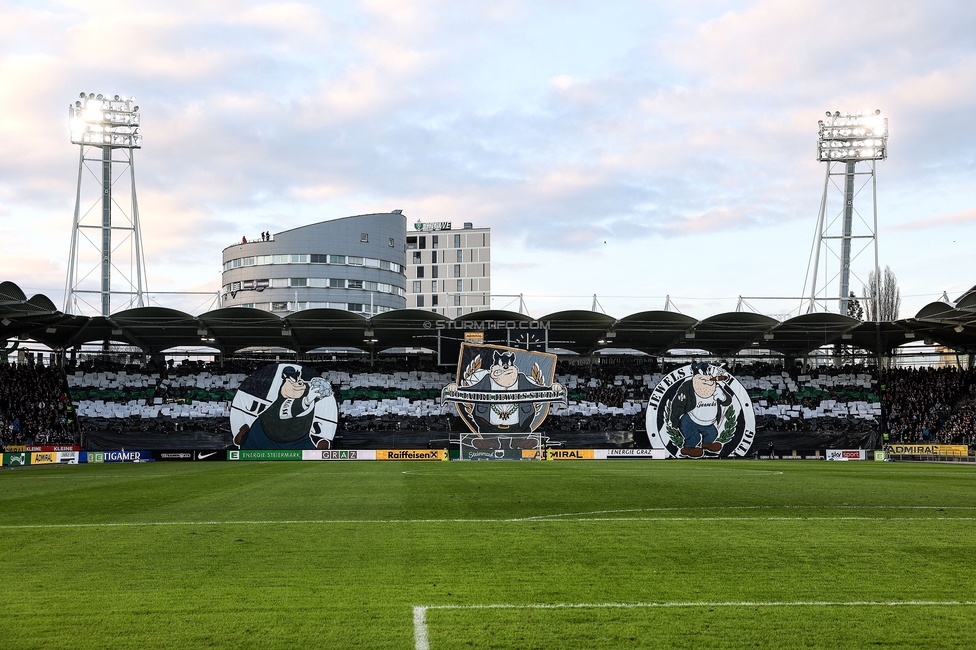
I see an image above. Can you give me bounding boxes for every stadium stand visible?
[0,355,960,452]
[0,362,78,446]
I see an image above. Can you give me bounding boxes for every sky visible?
[1,0,974,321]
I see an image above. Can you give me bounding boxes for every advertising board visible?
[375,450,448,461]
[885,444,969,456]
[3,452,29,466]
[56,451,79,465]
[594,449,668,460]
[301,450,376,460]
[226,450,302,461]
[546,449,595,460]
[826,449,866,461]
[102,450,154,463]
[30,452,57,465]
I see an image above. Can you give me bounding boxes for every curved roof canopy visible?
[3,280,976,357]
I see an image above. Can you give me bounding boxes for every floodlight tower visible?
[64,92,147,316]
[802,110,887,318]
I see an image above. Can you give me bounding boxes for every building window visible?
[348,303,364,312]
[348,256,364,265]
[419,236,427,249]
[432,266,438,279]
[453,264,461,278]
[432,235,439,248]
[416,267,424,278]
[329,278,345,288]
[329,255,345,264]
[389,237,395,247]
[457,249,463,263]
[406,236,417,250]
[456,279,463,292]
[290,278,307,287]
[454,234,461,248]
[431,250,437,263]
[347,280,363,289]
[457,307,462,316]
[361,233,368,243]
[413,281,421,293]
[417,295,425,307]
[431,280,438,293]
[432,295,439,306]
[454,294,461,306]
[271,302,288,311]
[412,251,421,264]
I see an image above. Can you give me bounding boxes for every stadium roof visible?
[2,280,975,357]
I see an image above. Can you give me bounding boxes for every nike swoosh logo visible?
[197,452,217,459]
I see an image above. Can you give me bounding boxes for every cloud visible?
[895,208,976,230]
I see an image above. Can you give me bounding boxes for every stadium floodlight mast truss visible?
[802,110,887,318]
[64,92,147,316]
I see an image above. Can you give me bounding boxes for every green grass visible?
[1,460,974,648]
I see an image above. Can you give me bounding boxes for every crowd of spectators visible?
[0,362,77,447]
[6,353,976,449]
[882,367,976,444]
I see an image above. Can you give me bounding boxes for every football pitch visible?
[1,460,975,649]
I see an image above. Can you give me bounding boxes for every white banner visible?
[56,451,79,464]
[301,449,375,461]
[594,449,668,460]
[826,449,866,461]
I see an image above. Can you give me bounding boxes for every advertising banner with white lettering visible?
[227,450,302,461]
[594,449,669,460]
[301,449,375,461]
[101,450,154,463]
[826,449,866,461]
[3,452,30,466]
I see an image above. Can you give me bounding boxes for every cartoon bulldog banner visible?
[442,344,566,435]
[645,362,755,458]
[230,363,338,450]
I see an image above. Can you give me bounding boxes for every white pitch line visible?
[2,515,976,530]
[413,601,976,650]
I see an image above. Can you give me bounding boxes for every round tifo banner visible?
[645,362,755,458]
[230,363,338,450]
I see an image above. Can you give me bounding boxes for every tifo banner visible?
[3,452,30,466]
[375,450,448,461]
[645,362,756,459]
[885,444,968,456]
[594,449,669,460]
[826,449,866,461]
[443,343,566,436]
[546,449,595,460]
[30,452,57,465]
[230,363,338,451]
[302,449,376,461]
[227,450,302,461]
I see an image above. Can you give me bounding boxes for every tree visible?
[862,266,901,322]
[846,291,863,320]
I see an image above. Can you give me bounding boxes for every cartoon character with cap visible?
[234,365,335,450]
[669,361,733,458]
[445,349,563,434]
